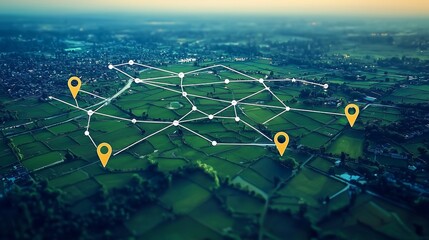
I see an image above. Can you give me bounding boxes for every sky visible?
[1,0,429,16]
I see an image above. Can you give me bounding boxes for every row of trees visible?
[7,138,23,160]
[0,169,169,239]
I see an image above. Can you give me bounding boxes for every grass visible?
[175,145,209,161]
[3,60,428,238]
[319,193,429,240]
[33,130,55,141]
[156,157,188,172]
[283,151,311,163]
[251,158,293,181]
[94,173,135,190]
[46,135,79,151]
[49,170,89,188]
[327,130,364,159]
[142,216,222,240]
[0,142,15,166]
[61,179,100,203]
[309,157,333,172]
[33,160,89,180]
[300,132,331,149]
[89,120,131,132]
[403,134,429,156]
[128,141,155,156]
[99,127,145,150]
[159,178,211,214]
[361,107,402,124]
[376,155,408,168]
[106,153,149,170]
[264,210,313,239]
[189,198,235,232]
[217,146,266,164]
[384,86,429,103]
[48,122,79,135]
[11,134,35,146]
[125,205,167,236]
[5,99,63,120]
[239,168,273,194]
[147,134,177,151]
[19,141,51,159]
[277,168,346,208]
[223,187,265,214]
[22,151,63,170]
[70,145,97,160]
[203,157,242,177]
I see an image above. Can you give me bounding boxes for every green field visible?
[2,57,428,239]
[327,130,365,159]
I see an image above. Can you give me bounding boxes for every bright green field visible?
[327,130,365,159]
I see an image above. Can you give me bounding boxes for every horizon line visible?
[1,10,429,19]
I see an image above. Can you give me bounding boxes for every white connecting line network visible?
[50,60,345,157]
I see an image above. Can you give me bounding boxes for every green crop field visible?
[2,48,429,240]
[327,130,365,158]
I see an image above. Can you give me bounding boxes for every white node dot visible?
[108,64,113,69]
[265,87,270,90]
[48,96,52,99]
[258,78,264,83]
[292,78,296,82]
[192,106,197,111]
[208,115,214,120]
[224,79,230,84]
[182,92,188,97]
[134,78,141,83]
[235,117,240,122]
[323,84,329,89]
[87,110,94,116]
[128,60,134,65]
[173,120,179,126]
[132,119,137,124]
[212,141,217,146]
[84,130,89,136]
[286,106,291,111]
[178,72,185,78]
[231,100,237,106]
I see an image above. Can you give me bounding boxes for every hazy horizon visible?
[1,0,429,17]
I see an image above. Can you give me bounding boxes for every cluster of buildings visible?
[367,143,408,160]
[0,164,32,197]
[402,124,429,140]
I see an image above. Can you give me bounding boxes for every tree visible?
[299,89,311,98]
[340,152,346,165]
[417,147,427,156]
[141,112,148,120]
[325,196,330,204]
[176,128,183,136]
[130,174,144,187]
[298,200,308,217]
[64,150,76,162]
[283,157,298,169]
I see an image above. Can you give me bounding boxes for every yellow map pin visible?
[67,76,82,99]
[274,132,289,156]
[345,104,360,127]
[97,142,112,168]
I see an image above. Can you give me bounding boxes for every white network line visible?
[50,61,343,156]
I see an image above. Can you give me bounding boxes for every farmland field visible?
[1,15,429,240]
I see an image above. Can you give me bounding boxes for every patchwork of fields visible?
[1,60,428,239]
